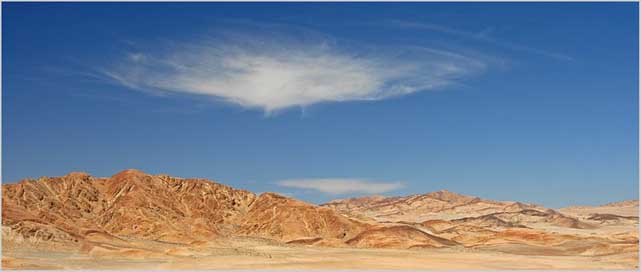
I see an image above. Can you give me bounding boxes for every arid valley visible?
[2,170,638,269]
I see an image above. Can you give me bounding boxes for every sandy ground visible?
[3,238,638,270]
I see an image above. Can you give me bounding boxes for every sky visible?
[3,3,638,208]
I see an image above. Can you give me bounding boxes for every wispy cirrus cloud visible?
[102,23,488,114]
[386,20,572,61]
[276,178,404,195]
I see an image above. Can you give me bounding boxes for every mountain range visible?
[2,170,638,269]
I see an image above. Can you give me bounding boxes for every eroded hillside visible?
[2,170,638,269]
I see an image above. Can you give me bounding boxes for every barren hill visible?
[321,189,548,222]
[234,192,369,244]
[2,170,638,269]
[2,170,367,246]
[559,200,639,218]
[320,189,637,256]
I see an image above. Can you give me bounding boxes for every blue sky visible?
[3,3,638,207]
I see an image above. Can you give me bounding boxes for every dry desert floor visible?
[3,236,638,270]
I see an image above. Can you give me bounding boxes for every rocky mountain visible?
[234,192,369,243]
[318,189,638,255]
[602,199,640,208]
[345,225,459,249]
[2,170,366,247]
[559,199,639,218]
[2,170,638,259]
[446,209,596,229]
[321,189,548,223]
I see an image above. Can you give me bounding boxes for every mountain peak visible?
[65,171,91,178]
[259,192,288,199]
[425,189,473,202]
[601,199,639,208]
[111,169,148,179]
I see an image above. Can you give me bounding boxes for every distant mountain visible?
[601,199,639,208]
[321,189,549,223]
[559,199,639,218]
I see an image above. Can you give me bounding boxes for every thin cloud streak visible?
[276,178,404,195]
[387,20,572,61]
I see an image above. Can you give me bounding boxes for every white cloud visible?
[276,178,404,195]
[104,24,487,113]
